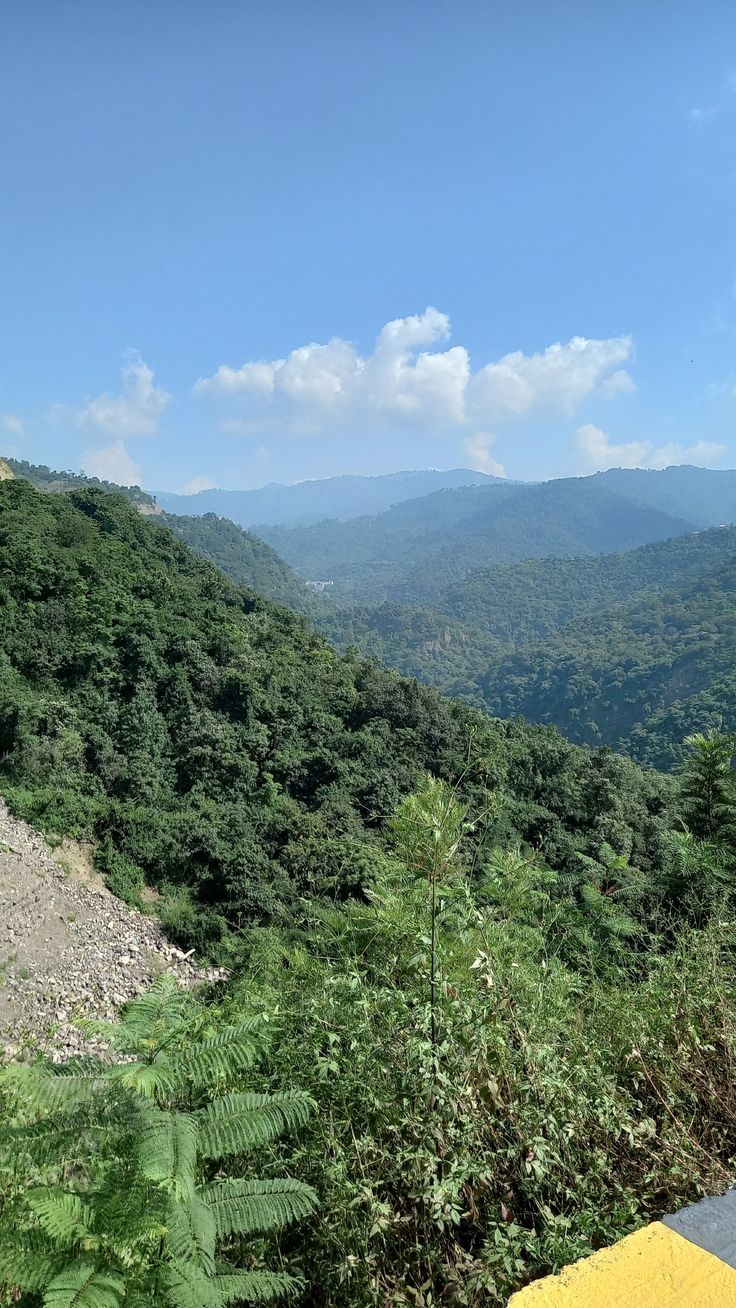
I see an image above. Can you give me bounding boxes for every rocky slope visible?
[0,798,226,1060]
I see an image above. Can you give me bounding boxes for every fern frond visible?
[94,1177,167,1254]
[0,1246,67,1293]
[42,1261,125,1308]
[138,1109,197,1200]
[213,1268,301,1303]
[115,976,196,1055]
[26,1190,95,1249]
[168,1023,262,1087]
[74,1018,129,1046]
[160,1259,220,1308]
[1,1066,107,1116]
[202,1179,317,1238]
[106,1061,178,1100]
[165,1196,216,1274]
[197,1092,315,1160]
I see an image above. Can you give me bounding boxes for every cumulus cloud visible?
[82,440,142,487]
[461,432,505,477]
[600,369,637,398]
[70,353,170,438]
[195,309,634,444]
[178,475,217,494]
[0,413,24,433]
[576,423,727,472]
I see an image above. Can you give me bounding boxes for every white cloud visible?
[71,353,170,438]
[0,413,24,433]
[576,423,727,472]
[468,336,633,420]
[82,440,142,486]
[461,432,505,477]
[600,368,637,398]
[255,445,269,464]
[689,105,717,125]
[195,310,633,439]
[178,475,217,494]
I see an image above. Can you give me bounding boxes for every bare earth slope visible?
[0,798,225,1059]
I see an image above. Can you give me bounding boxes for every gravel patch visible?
[0,798,227,1061]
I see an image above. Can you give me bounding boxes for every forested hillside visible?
[321,527,736,768]
[435,524,736,643]
[596,464,736,528]
[479,553,736,768]
[155,467,498,527]
[260,477,693,603]
[158,510,313,613]
[5,456,157,511]
[0,478,676,955]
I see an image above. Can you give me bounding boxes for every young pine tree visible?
[0,976,317,1308]
[679,730,736,845]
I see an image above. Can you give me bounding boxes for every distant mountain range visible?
[154,467,500,527]
[259,471,705,602]
[5,454,736,769]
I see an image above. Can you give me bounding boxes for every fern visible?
[138,1108,198,1200]
[165,1197,216,1273]
[0,977,317,1305]
[107,1060,179,1100]
[26,1190,95,1249]
[42,1262,126,1308]
[203,1179,318,1238]
[169,1023,262,1087]
[213,1268,302,1304]
[198,1092,315,1159]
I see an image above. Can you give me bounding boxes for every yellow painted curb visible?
[508,1220,736,1306]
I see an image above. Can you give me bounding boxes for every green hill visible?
[5,456,158,511]
[0,479,675,954]
[260,477,693,603]
[320,526,736,768]
[596,464,736,528]
[159,510,313,613]
[435,523,736,643]
[4,455,316,614]
[478,551,736,769]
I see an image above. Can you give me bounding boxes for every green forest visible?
[2,476,736,1305]
[319,527,736,769]
[258,476,693,604]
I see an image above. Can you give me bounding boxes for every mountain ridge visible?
[155,466,501,527]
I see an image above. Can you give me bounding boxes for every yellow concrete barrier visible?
[509,1196,736,1306]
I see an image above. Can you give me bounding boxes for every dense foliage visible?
[226,791,736,1304]
[318,527,736,769]
[4,758,736,1306]
[158,513,314,614]
[0,480,678,957]
[477,554,736,769]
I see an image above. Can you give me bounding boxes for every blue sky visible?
[2,1,736,491]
